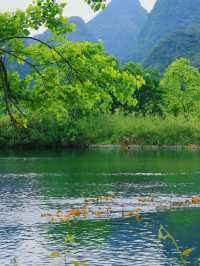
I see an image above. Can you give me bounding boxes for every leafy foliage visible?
[160,58,200,116]
[84,0,106,11]
[0,0,72,124]
[23,41,143,121]
[1,0,200,147]
[123,62,162,115]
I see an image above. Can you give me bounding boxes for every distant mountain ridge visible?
[22,0,200,71]
[34,0,147,61]
[68,17,96,42]
[85,0,147,60]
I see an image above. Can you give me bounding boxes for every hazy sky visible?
[0,0,157,21]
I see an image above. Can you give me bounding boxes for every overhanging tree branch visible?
[0,56,19,125]
[0,36,79,78]
[0,35,85,125]
[0,48,73,109]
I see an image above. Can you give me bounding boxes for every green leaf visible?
[72,261,89,266]
[64,234,75,243]
[182,248,194,257]
[50,251,61,257]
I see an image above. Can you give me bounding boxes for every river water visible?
[0,149,200,265]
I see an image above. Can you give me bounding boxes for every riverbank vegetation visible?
[1,1,200,147]
[1,114,200,147]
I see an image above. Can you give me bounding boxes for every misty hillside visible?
[133,0,200,64]
[86,0,147,60]
[35,0,147,61]
[144,25,200,71]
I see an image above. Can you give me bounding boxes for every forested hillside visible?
[134,0,200,64]
[144,25,200,71]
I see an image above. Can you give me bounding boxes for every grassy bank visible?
[1,114,200,147]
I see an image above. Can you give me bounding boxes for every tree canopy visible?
[0,0,145,128]
[160,58,200,116]
[0,0,106,124]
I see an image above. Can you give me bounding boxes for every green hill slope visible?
[134,0,200,63]
[144,25,200,71]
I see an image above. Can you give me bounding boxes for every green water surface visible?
[0,149,200,265]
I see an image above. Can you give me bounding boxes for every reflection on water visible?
[0,149,200,265]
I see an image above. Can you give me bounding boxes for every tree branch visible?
[0,56,19,125]
[0,36,80,79]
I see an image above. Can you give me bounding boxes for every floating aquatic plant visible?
[42,194,200,224]
[50,251,61,257]
[64,234,75,243]
[72,261,89,266]
[158,224,194,266]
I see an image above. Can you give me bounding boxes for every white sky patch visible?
[140,0,157,12]
[0,0,157,21]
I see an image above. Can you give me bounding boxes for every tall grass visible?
[1,114,200,147]
[75,114,200,145]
